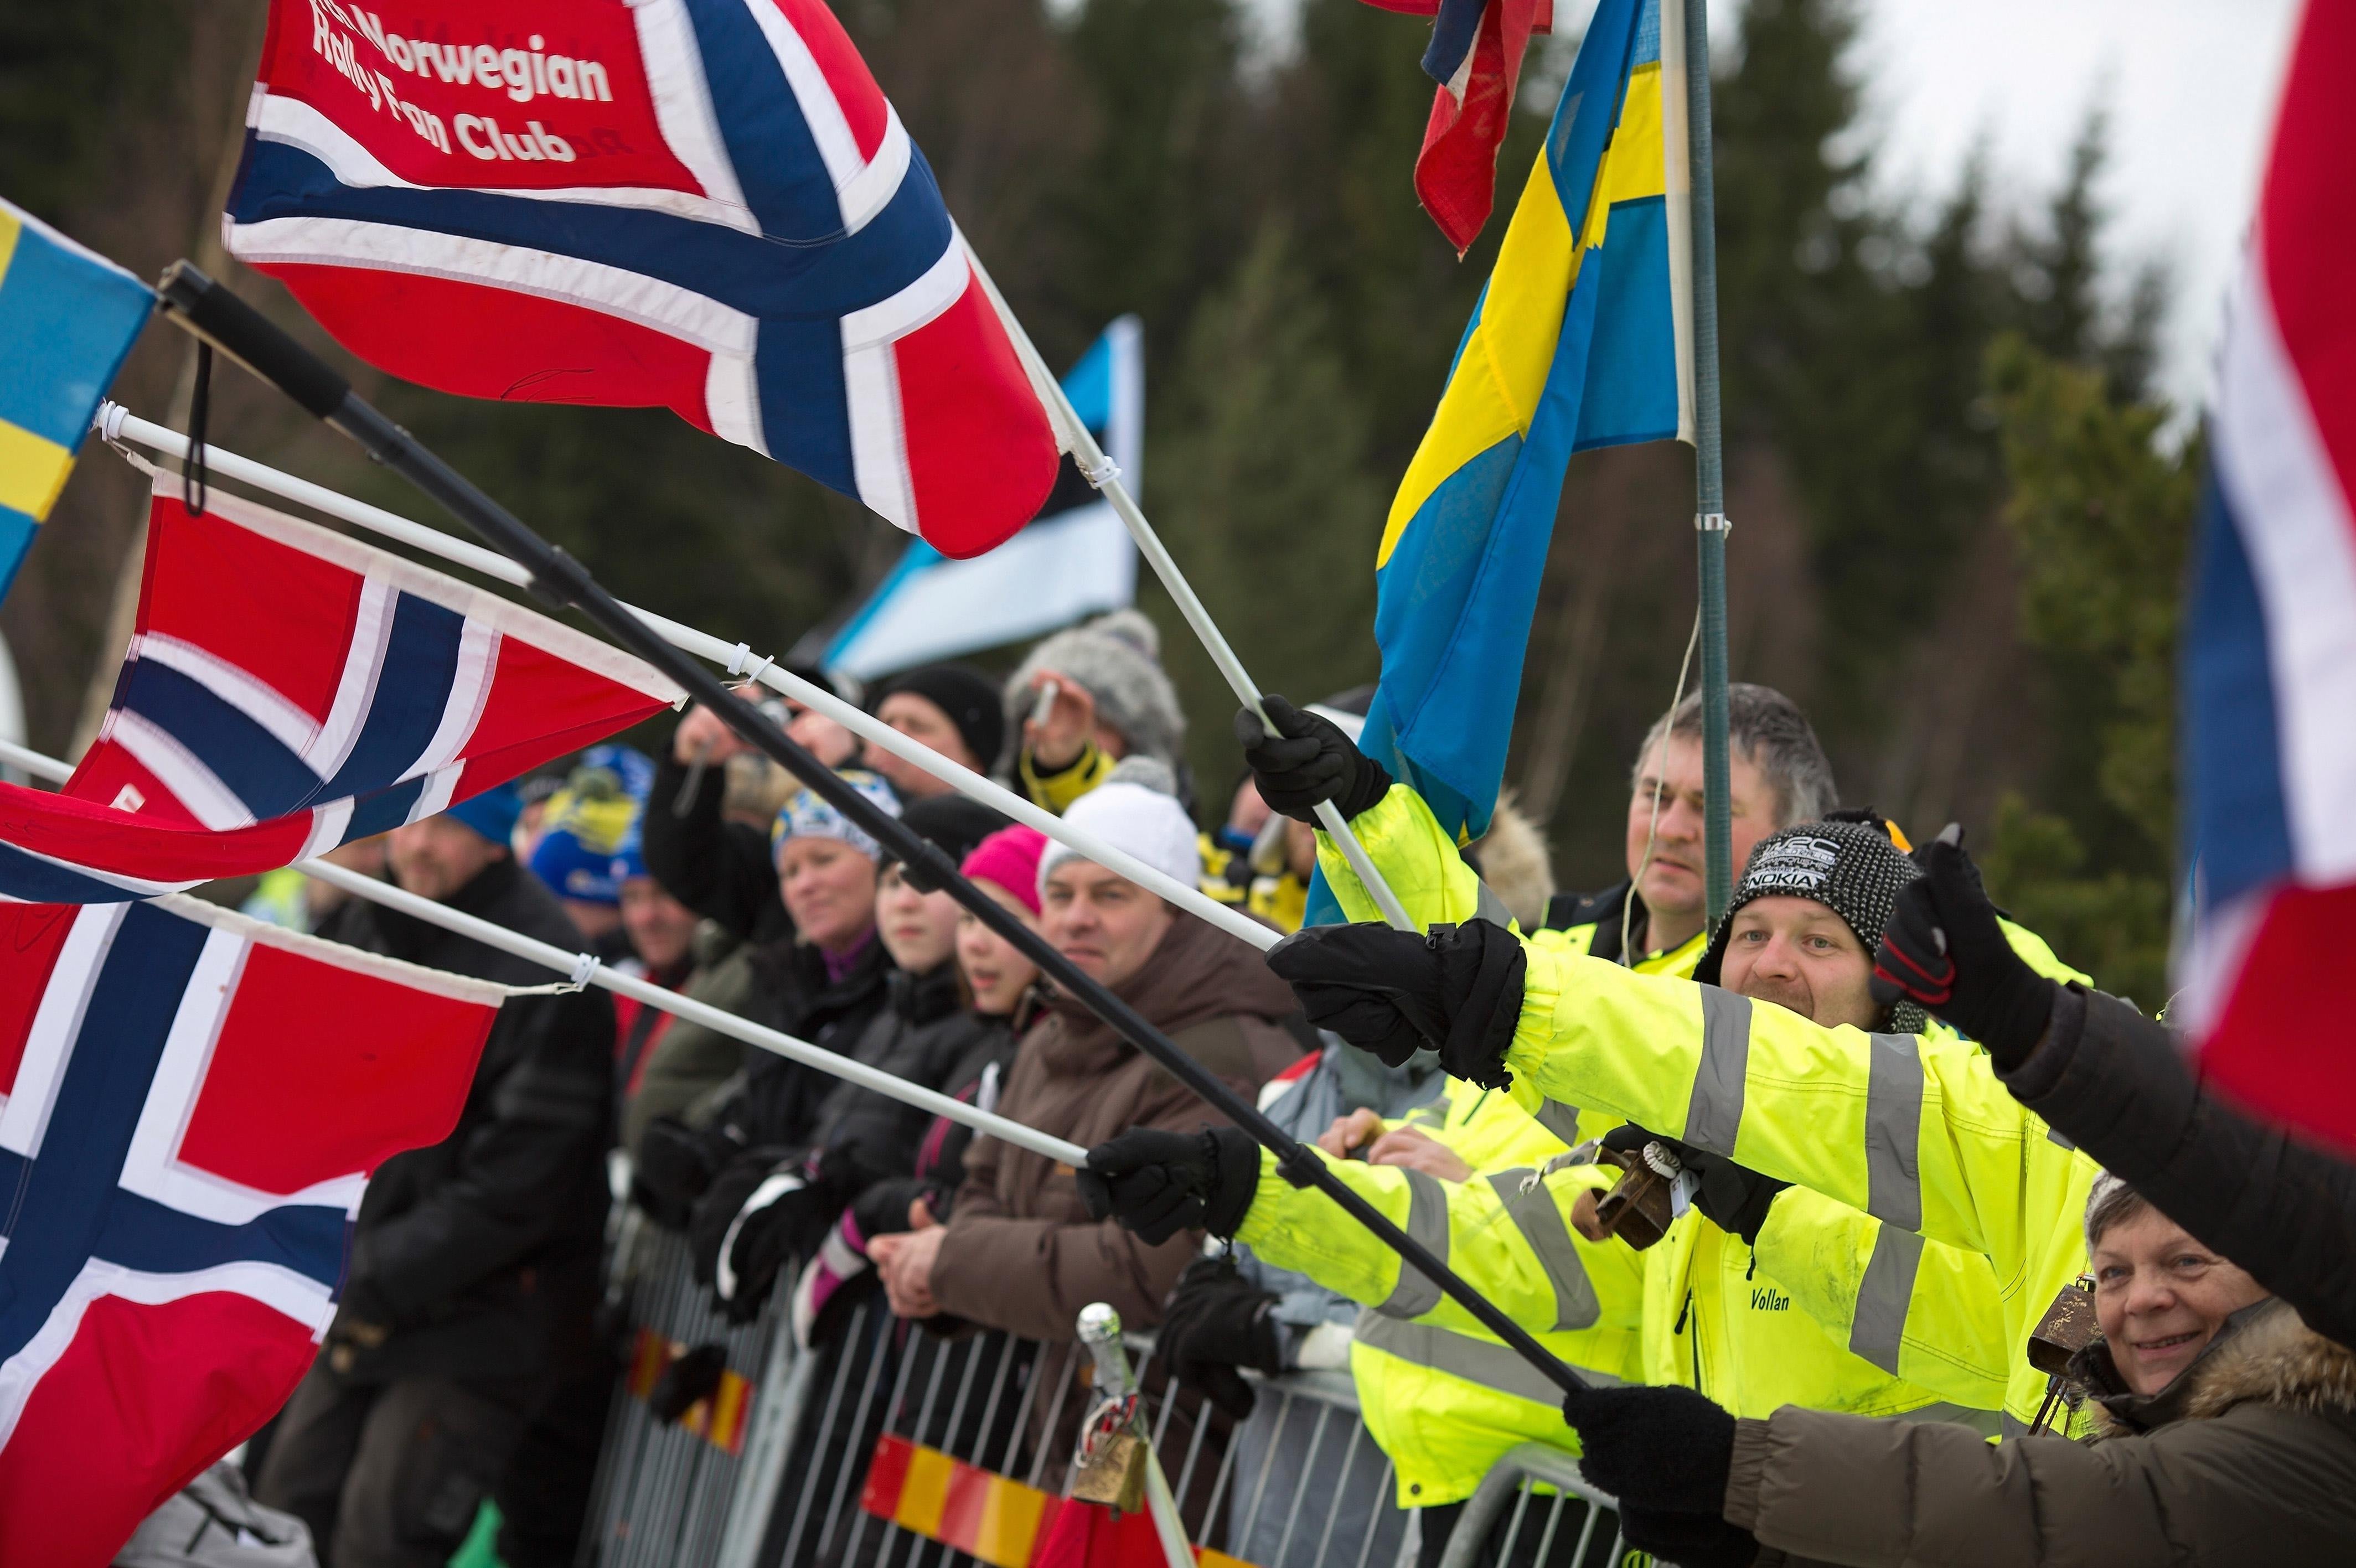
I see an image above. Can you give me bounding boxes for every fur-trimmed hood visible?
[2080,1297,2356,1438]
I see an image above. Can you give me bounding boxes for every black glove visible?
[1235,695,1394,824]
[1614,1505,1760,1568]
[635,1114,745,1231]
[690,1151,833,1323]
[852,1176,940,1242]
[1264,919,1526,1089]
[1156,1255,1282,1420]
[1599,1125,1789,1246]
[1567,1383,1738,1516]
[1078,1126,1262,1244]
[1870,825,2055,1067]
[648,1343,728,1424]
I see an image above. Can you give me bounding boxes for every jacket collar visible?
[890,961,964,1026]
[2078,1297,2356,1435]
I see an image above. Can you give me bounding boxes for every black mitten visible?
[1871,826,2055,1067]
[1566,1383,1738,1515]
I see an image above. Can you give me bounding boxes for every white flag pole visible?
[961,246,1421,934]
[0,735,1090,1168]
[92,405,1279,955]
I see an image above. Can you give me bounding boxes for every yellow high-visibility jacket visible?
[1506,935,2106,1431]
[1296,788,2015,1444]
[1236,1078,1644,1508]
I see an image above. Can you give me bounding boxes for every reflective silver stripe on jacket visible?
[1353,1310,1624,1404]
[1683,987,1753,1156]
[1532,1098,1583,1146]
[1487,1168,1601,1331]
[1374,1168,1450,1319]
[1895,1401,2003,1438]
[1864,1032,1925,1231]
[1848,1222,1925,1375]
[1474,879,1515,932]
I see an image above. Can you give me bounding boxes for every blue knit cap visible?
[531,826,624,904]
[445,783,523,849]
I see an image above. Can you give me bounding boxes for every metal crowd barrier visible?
[578,1210,1620,1568]
[1434,1445,1627,1568]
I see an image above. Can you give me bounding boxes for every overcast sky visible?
[1242,0,2305,414]
[1847,0,2301,413]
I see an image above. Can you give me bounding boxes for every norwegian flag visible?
[2179,0,2356,1153]
[0,896,500,1566]
[223,0,1062,560]
[0,478,681,902]
[1363,0,1555,254]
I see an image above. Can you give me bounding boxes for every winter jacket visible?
[620,933,758,1152]
[718,932,896,1150]
[2003,984,2356,1353]
[852,993,1031,1237]
[1236,1042,1448,1367]
[318,858,615,1383]
[1727,1296,2356,1566]
[929,913,1305,1342]
[643,747,792,946]
[800,962,1010,1200]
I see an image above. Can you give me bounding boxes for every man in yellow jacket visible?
[1258,824,2107,1442]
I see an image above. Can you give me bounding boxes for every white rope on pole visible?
[95,405,1280,955]
[958,247,1422,934]
[0,737,1088,1167]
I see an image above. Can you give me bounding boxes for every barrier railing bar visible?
[829,1333,918,1562]
[974,1337,1025,1481]
[1531,1492,1572,1567]
[1273,1400,1337,1565]
[778,1303,868,1565]
[1170,1385,1215,1509]
[1497,1482,1536,1564]
[1026,1345,1080,1493]
[1198,1412,1244,1539]
[1312,1419,1367,1567]
[1237,1386,1291,1544]
[1353,1462,1396,1568]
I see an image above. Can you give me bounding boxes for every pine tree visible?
[1144,220,1386,794]
[1976,336,2197,1005]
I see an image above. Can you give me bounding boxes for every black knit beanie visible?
[1694,817,1927,1034]
[874,663,1008,774]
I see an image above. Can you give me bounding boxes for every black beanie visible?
[887,793,1008,871]
[1694,818,1926,1033]
[874,663,1008,773]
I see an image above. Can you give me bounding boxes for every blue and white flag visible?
[820,317,1143,681]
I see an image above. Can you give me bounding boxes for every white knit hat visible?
[1038,757,1198,901]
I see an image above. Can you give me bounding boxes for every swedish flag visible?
[1358,0,1691,846]
[0,199,153,598]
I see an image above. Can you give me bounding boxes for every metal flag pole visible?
[963,247,1421,934]
[146,262,1591,1404]
[1683,0,1735,924]
[93,402,1278,957]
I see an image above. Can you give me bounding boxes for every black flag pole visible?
[150,262,1590,1404]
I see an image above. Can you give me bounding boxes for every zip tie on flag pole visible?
[0,735,1089,1168]
[726,643,774,684]
[959,241,1422,935]
[91,402,1279,956]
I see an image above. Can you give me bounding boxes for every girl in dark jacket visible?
[689,811,1041,1327]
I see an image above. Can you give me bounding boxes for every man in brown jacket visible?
[870,760,1304,1342]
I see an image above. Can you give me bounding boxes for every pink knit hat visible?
[961,825,1048,915]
